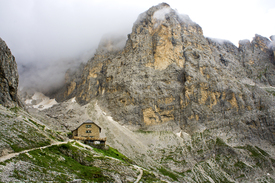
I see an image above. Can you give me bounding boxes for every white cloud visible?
[0,0,144,92]
[153,7,171,21]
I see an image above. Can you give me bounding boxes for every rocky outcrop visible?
[238,35,275,86]
[270,35,275,63]
[0,38,22,107]
[53,3,275,144]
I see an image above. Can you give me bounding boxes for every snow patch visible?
[107,116,115,122]
[71,97,76,103]
[181,131,191,141]
[153,7,171,21]
[25,92,58,110]
[176,131,182,137]
[240,78,256,86]
[25,99,33,105]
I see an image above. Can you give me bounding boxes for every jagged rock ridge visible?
[54,3,275,144]
[0,38,22,107]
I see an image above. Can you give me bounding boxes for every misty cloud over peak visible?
[207,37,234,45]
[0,0,145,93]
[153,7,171,21]
[269,35,275,50]
[97,33,127,53]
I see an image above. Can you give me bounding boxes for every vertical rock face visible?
[270,35,275,65]
[54,3,275,143]
[239,35,275,86]
[0,38,21,107]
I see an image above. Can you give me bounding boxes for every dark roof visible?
[72,120,101,132]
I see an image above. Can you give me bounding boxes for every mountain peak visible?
[134,2,198,29]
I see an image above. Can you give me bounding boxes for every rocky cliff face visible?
[53,3,275,143]
[0,38,22,107]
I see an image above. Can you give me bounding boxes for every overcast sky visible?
[0,0,274,92]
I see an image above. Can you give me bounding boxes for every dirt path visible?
[0,141,71,163]
[133,165,143,183]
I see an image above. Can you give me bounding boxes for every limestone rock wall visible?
[54,3,275,143]
[0,38,22,107]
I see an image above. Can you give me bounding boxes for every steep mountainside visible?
[0,38,22,107]
[53,3,275,144]
[0,105,65,157]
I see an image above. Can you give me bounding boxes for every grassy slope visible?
[0,142,161,182]
[0,105,65,155]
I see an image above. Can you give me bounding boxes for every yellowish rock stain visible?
[143,107,159,125]
[228,93,239,111]
[67,81,76,96]
[88,63,103,79]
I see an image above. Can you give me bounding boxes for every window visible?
[86,130,91,133]
[86,125,91,128]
